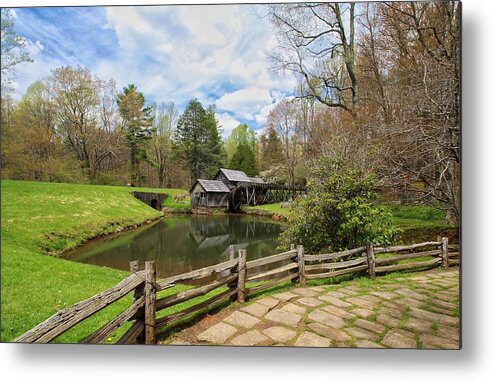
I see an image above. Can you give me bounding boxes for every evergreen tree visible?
[174,99,223,184]
[116,84,154,186]
[230,143,258,176]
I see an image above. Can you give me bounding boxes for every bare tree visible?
[151,102,177,188]
[267,99,304,187]
[268,2,361,127]
[377,2,461,223]
[47,65,119,181]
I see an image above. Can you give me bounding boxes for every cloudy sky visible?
[10,4,297,137]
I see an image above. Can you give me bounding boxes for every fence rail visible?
[14,237,459,344]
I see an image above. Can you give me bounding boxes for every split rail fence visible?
[14,237,459,344]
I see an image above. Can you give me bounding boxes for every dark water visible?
[66,215,284,280]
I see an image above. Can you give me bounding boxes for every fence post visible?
[290,244,298,284]
[228,245,238,302]
[144,261,156,344]
[366,243,376,279]
[297,245,306,287]
[441,236,449,269]
[130,260,146,343]
[237,249,247,303]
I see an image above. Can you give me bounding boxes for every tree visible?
[280,158,398,253]
[375,2,461,223]
[258,125,283,171]
[48,65,106,180]
[1,8,32,93]
[151,102,177,187]
[268,3,360,127]
[117,84,154,186]
[224,123,256,164]
[230,143,258,176]
[267,99,303,187]
[173,99,223,185]
[2,81,83,182]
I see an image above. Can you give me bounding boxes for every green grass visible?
[245,201,454,233]
[162,192,191,211]
[0,180,187,342]
[386,203,453,230]
[244,202,291,218]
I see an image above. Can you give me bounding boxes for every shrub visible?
[279,159,399,253]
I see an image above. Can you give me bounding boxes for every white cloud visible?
[216,87,273,120]
[216,112,241,138]
[11,4,297,136]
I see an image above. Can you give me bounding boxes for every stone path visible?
[164,268,460,349]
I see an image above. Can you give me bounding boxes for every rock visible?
[421,334,459,349]
[294,332,332,347]
[256,297,281,309]
[381,329,417,348]
[319,295,351,308]
[292,288,320,297]
[346,296,377,309]
[197,322,237,344]
[375,313,400,328]
[265,309,303,327]
[296,297,323,307]
[308,309,345,329]
[230,330,270,346]
[320,305,355,319]
[308,323,351,342]
[271,291,298,301]
[224,311,261,329]
[405,317,433,334]
[353,319,386,334]
[354,340,384,348]
[280,303,307,315]
[345,326,378,341]
[263,326,297,343]
[351,308,374,319]
[240,303,270,317]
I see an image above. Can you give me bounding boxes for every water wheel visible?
[229,186,243,212]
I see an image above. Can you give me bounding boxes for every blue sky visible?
[10,4,297,136]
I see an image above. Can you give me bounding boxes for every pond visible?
[66,215,284,280]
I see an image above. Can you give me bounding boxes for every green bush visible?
[280,160,399,253]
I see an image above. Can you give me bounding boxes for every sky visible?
[9,4,298,137]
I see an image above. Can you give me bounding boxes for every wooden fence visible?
[14,237,459,344]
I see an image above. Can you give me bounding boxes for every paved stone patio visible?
[164,268,460,349]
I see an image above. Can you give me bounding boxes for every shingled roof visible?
[194,179,230,193]
[249,177,266,184]
[217,168,252,182]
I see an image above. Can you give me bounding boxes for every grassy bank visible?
[244,201,455,232]
[0,180,188,342]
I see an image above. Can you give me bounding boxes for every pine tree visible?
[230,143,258,176]
[174,99,223,184]
[116,84,154,186]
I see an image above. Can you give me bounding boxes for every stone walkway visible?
[164,268,460,349]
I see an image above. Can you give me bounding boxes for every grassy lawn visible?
[0,180,188,342]
[245,201,454,232]
[386,203,454,230]
[0,180,456,343]
[244,202,290,218]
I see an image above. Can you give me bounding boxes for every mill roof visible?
[249,177,266,184]
[193,179,230,193]
[217,168,252,182]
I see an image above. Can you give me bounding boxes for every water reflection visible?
[67,215,284,280]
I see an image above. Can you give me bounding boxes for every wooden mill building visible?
[189,179,231,208]
[190,168,303,210]
[213,168,265,189]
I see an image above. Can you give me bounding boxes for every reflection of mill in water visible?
[189,216,281,260]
